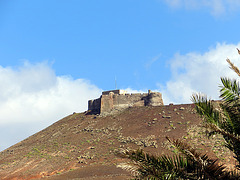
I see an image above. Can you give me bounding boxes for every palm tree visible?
[118,49,240,179]
[192,55,240,169]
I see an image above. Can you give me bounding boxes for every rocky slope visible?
[0,104,235,179]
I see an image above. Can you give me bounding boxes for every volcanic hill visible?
[0,104,235,179]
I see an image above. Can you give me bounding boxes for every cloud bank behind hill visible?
[159,42,240,104]
[0,61,101,151]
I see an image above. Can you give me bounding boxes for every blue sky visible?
[1,0,239,90]
[1,0,240,151]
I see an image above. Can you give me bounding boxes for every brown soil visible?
[0,104,237,179]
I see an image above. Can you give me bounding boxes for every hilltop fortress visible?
[88,90,164,115]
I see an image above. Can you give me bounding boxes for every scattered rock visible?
[179,107,185,110]
[78,158,87,164]
[118,135,158,148]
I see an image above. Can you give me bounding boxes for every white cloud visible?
[163,0,240,16]
[0,61,102,151]
[123,88,147,94]
[158,42,240,104]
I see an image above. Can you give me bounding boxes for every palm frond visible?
[237,48,240,55]
[116,162,140,177]
[118,148,201,179]
[204,123,240,144]
[120,149,188,179]
[192,92,240,169]
[227,58,240,78]
[166,137,231,179]
[220,77,240,105]
[191,93,239,135]
[191,94,221,125]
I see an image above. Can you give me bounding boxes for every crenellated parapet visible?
[88,90,164,115]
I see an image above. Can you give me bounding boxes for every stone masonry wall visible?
[101,93,147,113]
[88,98,101,114]
[88,90,164,115]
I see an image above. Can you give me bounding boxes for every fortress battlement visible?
[88,90,164,115]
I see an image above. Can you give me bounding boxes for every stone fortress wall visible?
[88,89,164,115]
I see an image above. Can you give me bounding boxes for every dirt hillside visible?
[0,104,235,179]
